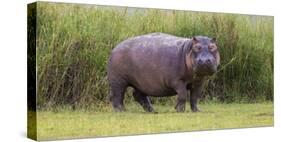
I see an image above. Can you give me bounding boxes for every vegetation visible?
[36,103,273,140]
[34,2,273,109]
[27,2,274,140]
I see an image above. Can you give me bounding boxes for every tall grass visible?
[33,2,273,109]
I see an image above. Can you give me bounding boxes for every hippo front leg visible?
[190,79,205,112]
[174,83,188,112]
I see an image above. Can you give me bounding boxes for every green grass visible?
[36,103,273,140]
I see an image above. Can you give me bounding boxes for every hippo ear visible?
[192,37,199,44]
[215,51,220,66]
[211,37,216,43]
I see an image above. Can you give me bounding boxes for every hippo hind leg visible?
[108,82,128,112]
[133,89,156,113]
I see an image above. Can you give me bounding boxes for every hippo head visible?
[186,36,220,76]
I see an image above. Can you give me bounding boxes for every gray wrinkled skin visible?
[107,33,220,113]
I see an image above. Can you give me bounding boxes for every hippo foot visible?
[113,105,126,112]
[147,110,158,114]
[191,107,200,112]
[175,104,186,112]
[149,108,158,114]
[144,106,156,113]
[152,111,158,114]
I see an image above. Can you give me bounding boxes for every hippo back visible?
[108,33,192,96]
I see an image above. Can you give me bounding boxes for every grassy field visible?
[36,103,273,140]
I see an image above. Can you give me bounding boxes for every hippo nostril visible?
[206,59,211,64]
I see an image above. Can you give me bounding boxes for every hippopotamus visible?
[107,33,220,113]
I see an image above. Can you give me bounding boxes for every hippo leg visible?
[108,82,128,112]
[190,81,204,112]
[132,89,155,113]
[174,83,188,112]
[190,93,199,112]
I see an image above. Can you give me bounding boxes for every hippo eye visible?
[193,46,201,52]
[209,44,217,51]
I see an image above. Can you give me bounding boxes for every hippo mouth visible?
[193,65,217,76]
